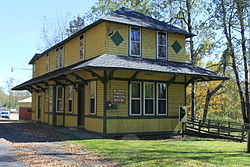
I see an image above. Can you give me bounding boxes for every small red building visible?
[18,97,32,120]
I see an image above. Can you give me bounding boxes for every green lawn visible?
[72,137,250,167]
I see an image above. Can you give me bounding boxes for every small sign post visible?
[179,106,187,138]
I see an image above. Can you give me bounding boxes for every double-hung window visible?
[56,46,64,68]
[89,81,96,114]
[130,28,141,57]
[130,82,141,115]
[68,85,74,113]
[49,86,53,113]
[45,54,50,72]
[157,83,167,115]
[157,32,167,59]
[144,82,155,115]
[80,34,85,60]
[56,86,64,113]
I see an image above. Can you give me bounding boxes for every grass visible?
[72,137,250,167]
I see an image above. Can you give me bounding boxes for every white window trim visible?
[68,85,74,113]
[143,82,155,116]
[46,54,50,73]
[156,32,168,60]
[129,81,142,116]
[56,86,64,113]
[80,34,85,60]
[129,27,141,57]
[89,81,97,115]
[156,83,168,115]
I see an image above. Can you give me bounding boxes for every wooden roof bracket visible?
[70,72,87,85]
[40,81,49,87]
[30,85,40,93]
[34,84,45,92]
[168,74,177,83]
[49,78,65,86]
[85,69,105,83]
[185,77,197,87]
[129,71,140,82]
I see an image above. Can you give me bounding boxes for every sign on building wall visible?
[112,89,126,104]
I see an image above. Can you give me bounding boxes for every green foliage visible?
[73,138,249,166]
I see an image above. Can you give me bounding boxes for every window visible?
[89,81,96,114]
[46,54,50,72]
[130,28,141,57]
[130,82,141,115]
[56,86,64,113]
[144,82,155,115]
[157,32,167,59]
[49,86,53,112]
[33,63,36,74]
[56,46,64,68]
[80,34,85,60]
[157,83,167,115]
[68,85,74,113]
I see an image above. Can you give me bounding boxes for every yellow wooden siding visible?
[107,80,128,117]
[65,116,77,127]
[168,84,185,116]
[142,28,156,59]
[85,22,106,60]
[106,22,129,56]
[64,37,80,66]
[56,115,64,126]
[96,81,104,117]
[85,118,103,133]
[107,119,181,134]
[168,33,186,62]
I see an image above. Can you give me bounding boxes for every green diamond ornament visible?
[111,31,124,46]
[172,40,182,53]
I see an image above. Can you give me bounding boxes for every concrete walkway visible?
[0,139,25,167]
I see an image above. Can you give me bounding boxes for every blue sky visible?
[0,0,96,89]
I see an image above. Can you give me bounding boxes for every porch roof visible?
[13,54,228,91]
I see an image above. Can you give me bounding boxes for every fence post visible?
[217,122,220,135]
[228,122,231,136]
[199,120,201,132]
[208,120,210,133]
[241,125,245,141]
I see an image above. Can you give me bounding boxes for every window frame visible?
[45,54,50,73]
[156,83,168,115]
[129,27,141,57]
[129,81,142,116]
[68,85,74,113]
[80,34,85,60]
[49,86,53,113]
[56,46,64,69]
[56,86,64,113]
[89,81,97,115]
[143,82,155,116]
[156,32,168,60]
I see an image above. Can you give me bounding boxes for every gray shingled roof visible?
[13,54,227,90]
[73,54,228,80]
[102,7,195,37]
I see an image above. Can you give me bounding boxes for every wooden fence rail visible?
[185,115,248,141]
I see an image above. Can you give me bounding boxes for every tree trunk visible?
[221,0,247,123]
[203,81,225,121]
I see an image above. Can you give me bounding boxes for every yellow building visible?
[13,8,227,135]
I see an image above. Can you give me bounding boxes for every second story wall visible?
[105,22,187,62]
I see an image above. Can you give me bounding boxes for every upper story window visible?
[45,54,50,72]
[157,32,167,59]
[130,27,141,57]
[32,63,36,74]
[80,34,85,60]
[56,46,64,68]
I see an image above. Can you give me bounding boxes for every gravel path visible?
[0,121,117,167]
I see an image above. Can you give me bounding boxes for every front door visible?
[77,84,84,126]
[38,95,42,121]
